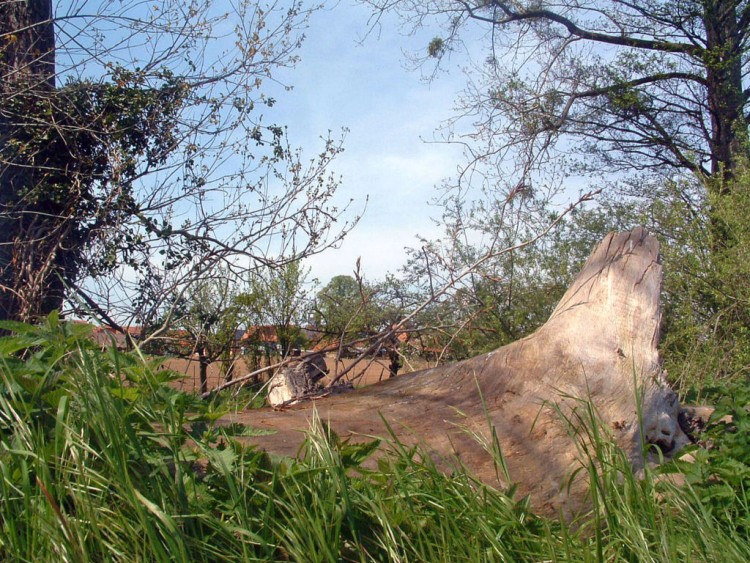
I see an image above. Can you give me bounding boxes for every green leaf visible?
[340,438,381,468]
[206,446,238,474]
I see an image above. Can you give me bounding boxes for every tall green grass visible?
[0,315,748,561]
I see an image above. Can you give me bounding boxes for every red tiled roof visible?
[241,325,279,343]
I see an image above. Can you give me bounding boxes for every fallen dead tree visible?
[221,228,689,515]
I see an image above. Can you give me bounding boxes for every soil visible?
[163,354,431,394]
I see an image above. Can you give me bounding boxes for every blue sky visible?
[263,1,471,284]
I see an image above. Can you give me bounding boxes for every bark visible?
[0,0,55,92]
[222,228,688,516]
[387,347,400,378]
[0,0,60,322]
[704,0,747,188]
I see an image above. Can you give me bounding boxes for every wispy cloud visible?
[262,1,469,282]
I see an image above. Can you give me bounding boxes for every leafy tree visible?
[0,0,356,326]
[239,260,312,358]
[312,273,409,367]
[364,0,750,193]
[314,275,378,343]
[145,269,246,394]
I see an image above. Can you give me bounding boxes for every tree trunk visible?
[0,0,56,92]
[704,0,747,190]
[387,346,400,378]
[222,228,688,516]
[199,352,210,396]
[197,335,210,395]
[0,0,61,323]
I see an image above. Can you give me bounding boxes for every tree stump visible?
[267,354,329,407]
[224,228,688,515]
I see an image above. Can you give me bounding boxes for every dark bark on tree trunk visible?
[0,0,62,323]
[387,347,400,378]
[0,0,55,91]
[199,352,209,395]
[704,0,747,190]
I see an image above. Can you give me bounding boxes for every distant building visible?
[237,325,286,355]
[90,326,142,351]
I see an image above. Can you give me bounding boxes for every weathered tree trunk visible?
[224,228,687,515]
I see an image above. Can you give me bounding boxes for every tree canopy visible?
[314,275,375,341]
[365,0,750,192]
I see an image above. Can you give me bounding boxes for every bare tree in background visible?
[363,0,750,194]
[205,188,598,397]
[0,0,357,326]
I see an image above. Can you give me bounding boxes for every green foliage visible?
[606,84,648,119]
[549,392,750,562]
[143,268,250,391]
[240,261,312,356]
[1,68,187,282]
[637,169,750,394]
[669,376,750,539]
[314,275,380,340]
